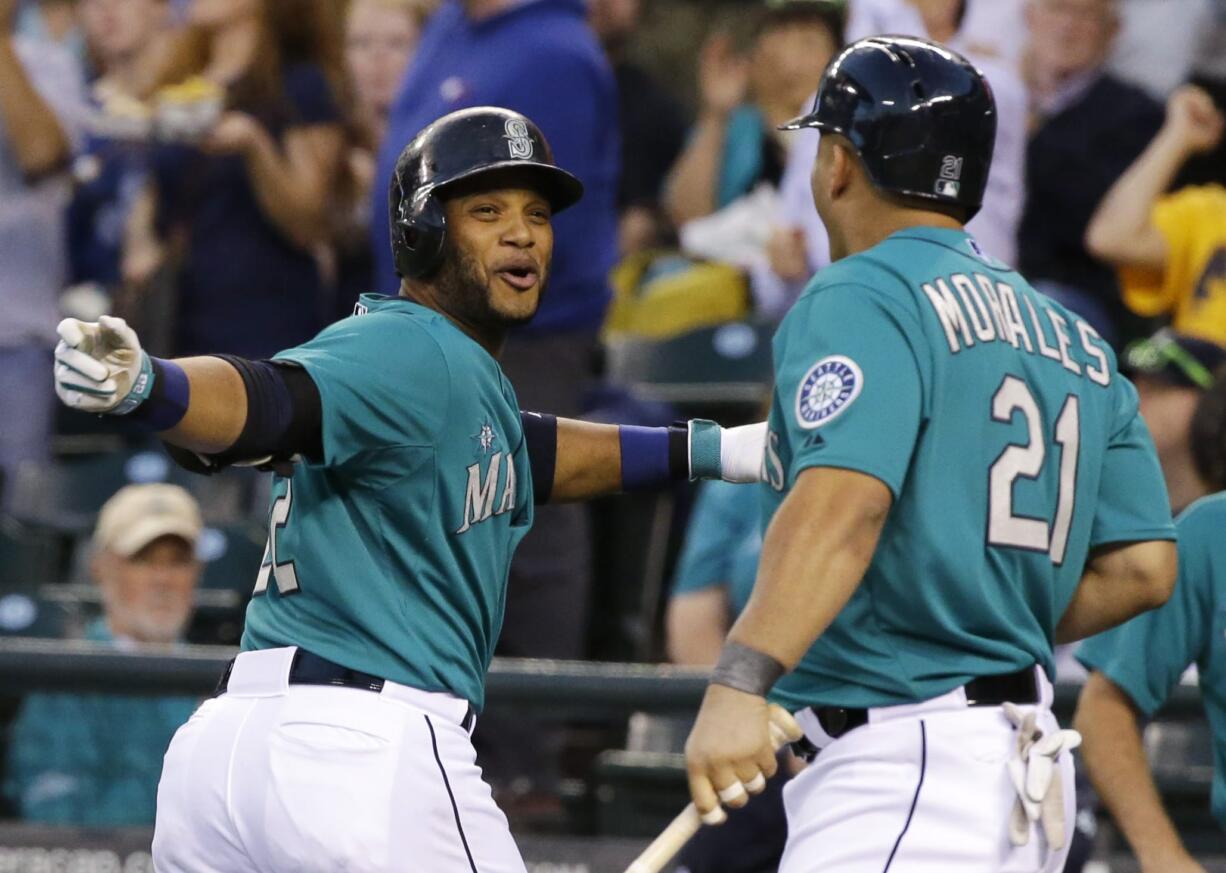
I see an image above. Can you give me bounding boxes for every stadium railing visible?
[0,637,1204,720]
[0,638,1218,871]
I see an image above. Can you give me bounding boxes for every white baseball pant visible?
[153,647,527,873]
[780,670,1075,873]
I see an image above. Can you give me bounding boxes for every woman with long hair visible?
[124,0,344,358]
[329,0,433,319]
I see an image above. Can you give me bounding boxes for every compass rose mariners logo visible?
[795,355,863,429]
[471,421,498,456]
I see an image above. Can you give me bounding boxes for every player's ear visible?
[829,140,854,200]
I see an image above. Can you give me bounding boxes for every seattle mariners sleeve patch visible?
[795,355,863,429]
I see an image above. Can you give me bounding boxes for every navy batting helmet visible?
[782,36,996,219]
[389,107,584,279]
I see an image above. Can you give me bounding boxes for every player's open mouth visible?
[495,265,539,292]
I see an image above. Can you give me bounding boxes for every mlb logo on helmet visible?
[936,153,963,198]
[504,118,534,159]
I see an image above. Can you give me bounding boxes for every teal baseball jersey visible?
[241,294,533,710]
[762,227,1175,711]
[1078,492,1226,831]
[671,480,761,616]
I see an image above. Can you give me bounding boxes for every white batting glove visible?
[54,316,152,415]
[1003,702,1081,851]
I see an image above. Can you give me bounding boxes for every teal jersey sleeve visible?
[274,312,450,467]
[773,284,927,497]
[1078,499,1217,715]
[1089,378,1175,547]
[671,481,759,598]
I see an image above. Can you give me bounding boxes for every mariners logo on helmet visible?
[504,118,534,159]
[796,356,863,429]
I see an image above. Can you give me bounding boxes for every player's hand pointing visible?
[54,316,150,414]
[684,684,779,825]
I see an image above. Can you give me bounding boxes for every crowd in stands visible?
[0,0,1224,858]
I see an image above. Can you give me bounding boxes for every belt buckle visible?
[965,666,1039,707]
[821,707,851,736]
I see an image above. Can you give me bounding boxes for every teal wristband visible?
[113,352,155,416]
[688,419,722,480]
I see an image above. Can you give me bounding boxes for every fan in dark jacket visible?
[1018,0,1163,347]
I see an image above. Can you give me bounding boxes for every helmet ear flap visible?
[393,188,447,280]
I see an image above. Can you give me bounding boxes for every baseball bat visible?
[623,704,805,873]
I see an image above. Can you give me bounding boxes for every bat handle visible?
[621,704,806,873]
[624,804,703,873]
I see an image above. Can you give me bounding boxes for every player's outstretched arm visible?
[1054,539,1177,644]
[54,317,247,452]
[1073,673,1206,873]
[528,415,766,503]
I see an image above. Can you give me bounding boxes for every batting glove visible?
[1003,702,1081,851]
[54,316,153,415]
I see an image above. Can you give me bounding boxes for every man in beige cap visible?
[3,484,204,824]
[91,483,203,645]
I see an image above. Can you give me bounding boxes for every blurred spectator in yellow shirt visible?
[1086,85,1226,346]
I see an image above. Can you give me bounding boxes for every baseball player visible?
[682,37,1179,873]
[1073,366,1226,872]
[51,107,765,873]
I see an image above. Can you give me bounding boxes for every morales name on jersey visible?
[919,270,1111,387]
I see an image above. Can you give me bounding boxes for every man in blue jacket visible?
[372,0,620,806]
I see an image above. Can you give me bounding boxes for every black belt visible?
[793,666,1040,760]
[216,649,477,732]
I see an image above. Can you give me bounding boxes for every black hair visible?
[756,0,847,49]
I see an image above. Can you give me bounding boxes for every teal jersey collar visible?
[355,293,503,368]
[885,225,1012,270]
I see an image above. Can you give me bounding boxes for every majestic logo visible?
[504,118,534,159]
[795,356,862,429]
[352,301,368,317]
[936,154,963,198]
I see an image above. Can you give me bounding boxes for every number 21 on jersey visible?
[988,375,1080,565]
[254,478,300,595]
